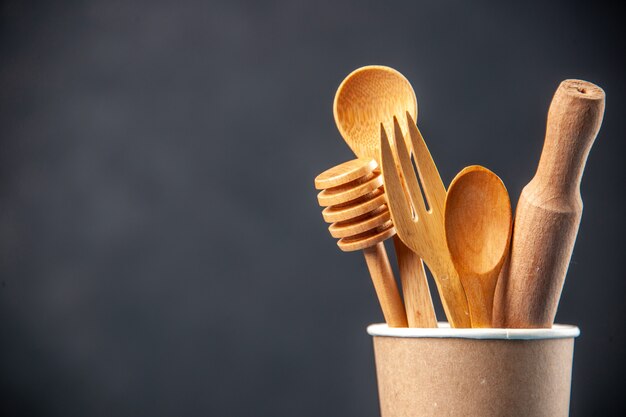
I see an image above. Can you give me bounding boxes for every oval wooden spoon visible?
[444,165,512,328]
[333,66,436,328]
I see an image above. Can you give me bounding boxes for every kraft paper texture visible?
[372,336,575,417]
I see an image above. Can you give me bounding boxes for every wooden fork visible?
[380,113,471,328]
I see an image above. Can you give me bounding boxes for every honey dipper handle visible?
[363,243,408,327]
[495,80,605,328]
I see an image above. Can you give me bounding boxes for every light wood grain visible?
[393,239,438,328]
[333,65,417,160]
[322,188,387,223]
[363,244,410,329]
[333,66,437,328]
[444,165,512,328]
[493,79,605,328]
[314,158,378,189]
[315,159,408,327]
[317,171,382,206]
[380,114,471,328]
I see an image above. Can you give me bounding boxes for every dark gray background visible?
[1,1,624,416]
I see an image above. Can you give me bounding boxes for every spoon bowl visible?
[444,165,512,327]
[334,65,417,161]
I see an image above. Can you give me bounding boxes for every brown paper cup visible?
[368,323,580,417]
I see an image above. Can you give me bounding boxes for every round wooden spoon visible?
[444,165,512,328]
[334,65,417,159]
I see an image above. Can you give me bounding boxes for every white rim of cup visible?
[367,322,580,340]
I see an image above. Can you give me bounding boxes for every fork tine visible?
[405,112,447,213]
[392,116,427,219]
[379,124,414,227]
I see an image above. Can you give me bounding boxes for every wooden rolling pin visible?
[315,159,408,327]
[494,79,605,328]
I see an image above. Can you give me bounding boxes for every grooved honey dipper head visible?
[315,159,395,252]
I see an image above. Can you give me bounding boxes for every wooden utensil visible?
[334,65,417,159]
[494,79,605,328]
[315,158,408,328]
[380,114,472,328]
[333,65,437,328]
[444,165,512,328]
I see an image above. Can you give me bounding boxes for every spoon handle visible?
[363,243,408,328]
[494,80,605,328]
[460,272,497,328]
[393,237,437,327]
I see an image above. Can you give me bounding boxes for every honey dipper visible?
[315,158,408,328]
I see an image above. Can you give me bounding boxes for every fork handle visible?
[362,243,408,327]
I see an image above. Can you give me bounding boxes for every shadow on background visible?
[1,1,624,416]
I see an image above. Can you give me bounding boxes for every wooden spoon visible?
[444,165,512,328]
[334,66,436,328]
[334,65,417,159]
